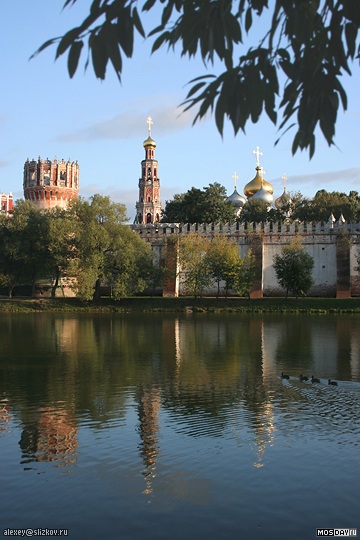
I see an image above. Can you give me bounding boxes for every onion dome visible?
[244,166,274,198]
[251,181,274,205]
[275,187,292,210]
[143,136,156,148]
[227,188,246,209]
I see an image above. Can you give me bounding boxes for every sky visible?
[1,1,360,221]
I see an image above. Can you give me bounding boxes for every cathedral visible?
[131,117,360,298]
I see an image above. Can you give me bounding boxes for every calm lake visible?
[1,312,359,539]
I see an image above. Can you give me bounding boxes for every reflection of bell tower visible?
[137,385,160,496]
[135,116,162,224]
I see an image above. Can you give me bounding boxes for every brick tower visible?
[23,156,79,210]
[135,117,162,224]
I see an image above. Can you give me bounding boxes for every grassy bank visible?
[0,296,360,313]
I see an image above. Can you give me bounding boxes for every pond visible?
[0,312,359,539]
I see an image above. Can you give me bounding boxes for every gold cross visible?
[282,173,288,189]
[253,146,263,166]
[232,171,238,188]
[146,116,153,136]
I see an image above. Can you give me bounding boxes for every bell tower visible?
[135,116,162,224]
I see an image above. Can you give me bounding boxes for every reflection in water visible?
[0,399,12,434]
[19,403,78,473]
[137,385,160,497]
[0,312,359,538]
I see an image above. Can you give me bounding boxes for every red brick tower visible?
[135,117,162,224]
[23,156,79,210]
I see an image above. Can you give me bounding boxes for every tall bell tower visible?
[135,116,162,224]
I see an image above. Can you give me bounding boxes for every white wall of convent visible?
[131,222,360,297]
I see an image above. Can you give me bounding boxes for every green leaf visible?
[90,33,108,80]
[56,27,81,59]
[151,31,170,53]
[245,8,252,33]
[132,7,145,38]
[345,22,357,58]
[143,0,157,12]
[106,25,122,79]
[117,7,134,58]
[67,40,84,78]
[186,81,207,99]
[30,38,59,60]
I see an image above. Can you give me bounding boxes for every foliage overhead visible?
[32,0,360,157]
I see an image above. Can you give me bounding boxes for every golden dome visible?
[143,136,156,148]
[244,166,274,198]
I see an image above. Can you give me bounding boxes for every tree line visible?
[162,184,360,224]
[2,194,344,300]
[0,195,158,300]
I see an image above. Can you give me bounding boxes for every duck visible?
[281,372,290,380]
[311,375,320,383]
[328,379,338,386]
[299,374,309,381]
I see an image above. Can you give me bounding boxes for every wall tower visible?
[135,117,162,224]
[23,156,79,210]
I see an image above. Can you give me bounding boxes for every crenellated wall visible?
[131,221,360,298]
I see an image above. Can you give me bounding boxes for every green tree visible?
[224,249,256,297]
[0,213,25,297]
[238,199,269,224]
[205,234,255,297]
[73,194,153,300]
[47,207,79,297]
[179,233,211,297]
[162,183,235,223]
[273,238,314,297]
[0,201,52,297]
[33,0,360,157]
[291,190,360,222]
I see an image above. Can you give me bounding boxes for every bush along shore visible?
[0,297,360,314]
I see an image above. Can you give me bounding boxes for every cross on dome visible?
[146,116,153,137]
[253,146,263,166]
[282,173,288,189]
[232,171,238,188]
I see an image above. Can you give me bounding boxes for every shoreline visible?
[1,297,360,314]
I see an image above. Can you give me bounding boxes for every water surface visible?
[1,312,359,539]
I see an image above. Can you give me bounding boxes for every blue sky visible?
[1,1,360,221]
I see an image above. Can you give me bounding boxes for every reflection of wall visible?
[0,399,12,433]
[19,405,78,471]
